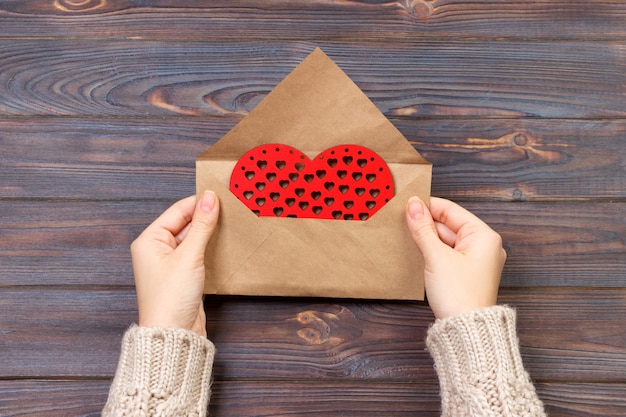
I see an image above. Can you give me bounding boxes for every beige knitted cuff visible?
[426,306,545,417]
[103,326,215,417]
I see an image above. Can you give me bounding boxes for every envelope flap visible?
[198,48,428,165]
[209,209,424,300]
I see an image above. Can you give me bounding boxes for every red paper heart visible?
[230,144,394,220]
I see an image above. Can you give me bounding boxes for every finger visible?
[174,223,192,245]
[434,221,457,248]
[406,196,448,261]
[149,195,197,237]
[179,190,220,258]
[428,197,489,235]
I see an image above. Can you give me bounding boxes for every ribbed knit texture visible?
[102,325,215,417]
[426,306,546,417]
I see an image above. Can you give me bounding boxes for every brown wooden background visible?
[1,1,625,416]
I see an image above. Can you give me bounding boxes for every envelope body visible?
[196,48,431,300]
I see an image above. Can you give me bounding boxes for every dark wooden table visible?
[1,2,625,416]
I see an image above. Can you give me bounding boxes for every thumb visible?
[180,190,220,258]
[405,196,444,261]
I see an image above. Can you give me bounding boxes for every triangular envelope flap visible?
[198,48,428,165]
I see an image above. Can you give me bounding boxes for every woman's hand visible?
[405,197,506,320]
[130,191,220,336]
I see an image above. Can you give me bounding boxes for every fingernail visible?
[408,196,424,220]
[200,190,216,212]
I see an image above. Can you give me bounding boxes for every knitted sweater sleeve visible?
[426,306,546,417]
[102,325,215,417]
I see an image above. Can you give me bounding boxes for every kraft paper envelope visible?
[196,48,431,300]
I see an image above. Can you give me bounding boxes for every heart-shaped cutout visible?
[230,144,394,220]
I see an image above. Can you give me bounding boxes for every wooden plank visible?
[1,200,623,287]
[0,1,625,41]
[513,291,626,382]
[0,200,168,287]
[0,289,136,378]
[400,119,626,201]
[1,288,624,382]
[473,202,626,288]
[0,117,224,200]
[208,380,441,416]
[538,383,626,417]
[0,380,110,417]
[1,41,625,118]
[210,381,626,417]
[0,380,624,417]
[1,117,624,200]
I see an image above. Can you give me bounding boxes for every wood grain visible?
[208,380,442,416]
[0,289,135,378]
[0,380,109,417]
[1,117,624,201]
[1,288,624,383]
[0,200,164,287]
[209,381,626,417]
[539,383,626,417]
[0,380,624,417]
[1,201,623,287]
[1,41,625,118]
[1,0,624,413]
[401,119,626,201]
[0,1,625,41]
